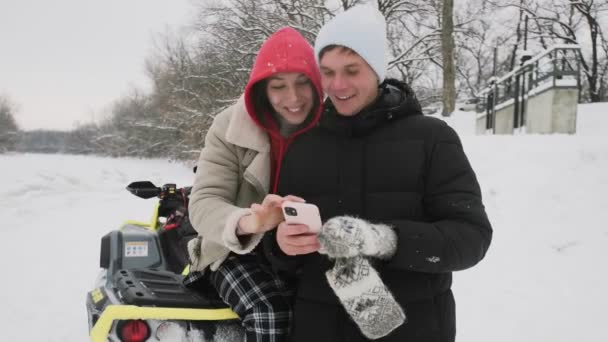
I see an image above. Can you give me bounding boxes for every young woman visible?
[186,27,323,342]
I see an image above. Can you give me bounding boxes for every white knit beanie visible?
[314,5,388,83]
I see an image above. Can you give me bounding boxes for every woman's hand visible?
[237,194,304,235]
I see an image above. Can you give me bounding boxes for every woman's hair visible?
[318,44,357,60]
[250,76,320,127]
[251,79,272,118]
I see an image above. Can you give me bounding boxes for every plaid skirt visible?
[185,253,293,342]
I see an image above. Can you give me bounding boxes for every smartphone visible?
[281,201,322,234]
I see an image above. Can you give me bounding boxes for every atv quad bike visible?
[86,181,242,342]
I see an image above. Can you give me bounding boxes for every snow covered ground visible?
[0,103,606,341]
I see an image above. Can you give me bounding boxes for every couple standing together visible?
[186,5,492,342]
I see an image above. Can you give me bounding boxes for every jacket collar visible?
[225,97,270,153]
[320,79,423,137]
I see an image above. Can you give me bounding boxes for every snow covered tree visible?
[64,122,102,155]
[0,95,20,153]
[570,0,608,102]
[142,0,330,158]
[454,1,511,96]
[490,0,608,102]
[145,32,235,159]
[96,0,608,161]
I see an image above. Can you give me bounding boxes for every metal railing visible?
[476,45,581,132]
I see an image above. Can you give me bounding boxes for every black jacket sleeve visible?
[261,230,305,275]
[384,122,492,273]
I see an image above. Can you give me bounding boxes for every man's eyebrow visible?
[321,63,360,70]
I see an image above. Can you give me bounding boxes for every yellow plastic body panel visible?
[90,305,239,342]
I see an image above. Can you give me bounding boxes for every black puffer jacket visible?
[265,79,492,342]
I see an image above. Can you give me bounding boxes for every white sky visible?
[0,0,193,131]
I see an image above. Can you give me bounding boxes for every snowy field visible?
[0,103,607,341]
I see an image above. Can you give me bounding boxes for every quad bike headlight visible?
[155,321,186,341]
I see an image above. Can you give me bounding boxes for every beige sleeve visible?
[188,107,262,252]
[221,208,265,254]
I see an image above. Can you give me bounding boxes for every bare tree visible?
[146,34,220,159]
[80,0,607,160]
[157,0,329,156]
[570,0,608,101]
[491,0,608,102]
[383,1,443,85]
[455,2,515,97]
[441,0,456,116]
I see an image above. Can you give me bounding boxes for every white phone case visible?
[281,201,322,233]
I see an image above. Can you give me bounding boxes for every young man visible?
[263,5,492,341]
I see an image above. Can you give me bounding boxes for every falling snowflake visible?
[426,256,440,263]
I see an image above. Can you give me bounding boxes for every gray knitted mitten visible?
[318,216,397,259]
[326,256,406,339]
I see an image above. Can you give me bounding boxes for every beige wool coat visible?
[187,97,272,272]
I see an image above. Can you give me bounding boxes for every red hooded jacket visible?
[243,27,323,193]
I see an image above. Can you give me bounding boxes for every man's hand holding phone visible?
[276,201,321,256]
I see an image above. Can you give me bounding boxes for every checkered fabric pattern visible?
[186,253,293,342]
[183,268,206,286]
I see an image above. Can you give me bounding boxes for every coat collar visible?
[320,79,422,137]
[225,97,270,153]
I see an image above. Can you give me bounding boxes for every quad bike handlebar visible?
[127,181,192,200]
